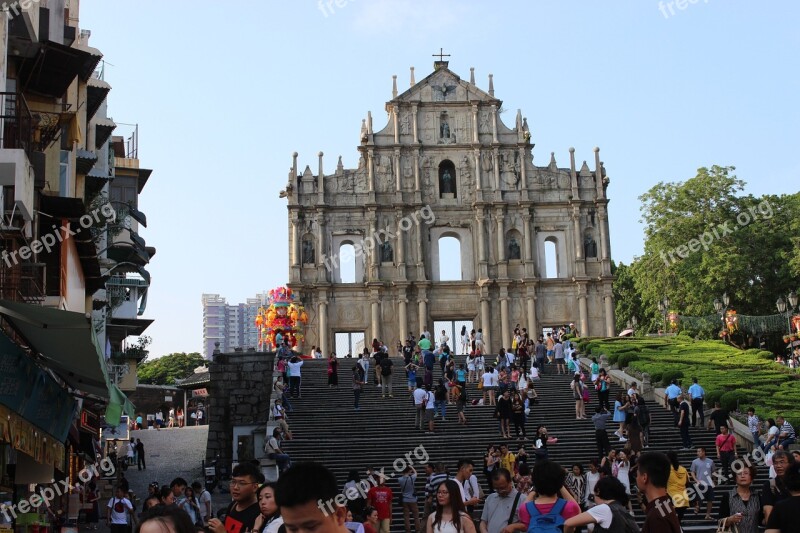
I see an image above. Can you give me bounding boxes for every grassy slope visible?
[577,335,800,428]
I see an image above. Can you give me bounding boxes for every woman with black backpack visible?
[563,476,641,532]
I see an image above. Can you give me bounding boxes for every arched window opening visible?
[438,236,462,280]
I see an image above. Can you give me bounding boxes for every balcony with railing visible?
[0,262,46,304]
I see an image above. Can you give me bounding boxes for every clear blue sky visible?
[81,1,800,359]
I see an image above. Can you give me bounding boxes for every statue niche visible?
[302,238,315,264]
[584,234,598,258]
[438,160,457,198]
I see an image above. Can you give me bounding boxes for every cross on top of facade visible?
[432,48,451,62]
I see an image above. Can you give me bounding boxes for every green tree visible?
[613,262,646,334]
[627,166,799,335]
[137,352,207,385]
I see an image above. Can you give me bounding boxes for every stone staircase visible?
[282,356,764,532]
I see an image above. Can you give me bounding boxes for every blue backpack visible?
[525,498,567,533]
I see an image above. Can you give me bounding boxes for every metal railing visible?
[0,92,33,156]
[0,262,46,304]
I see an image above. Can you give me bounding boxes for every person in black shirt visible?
[707,402,732,435]
[762,450,795,525]
[208,463,263,533]
[766,461,800,533]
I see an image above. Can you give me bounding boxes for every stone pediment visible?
[393,67,498,105]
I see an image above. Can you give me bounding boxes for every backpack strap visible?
[525,500,540,518]
[550,498,567,516]
[507,491,522,524]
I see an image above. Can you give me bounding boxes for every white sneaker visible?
[619,437,628,442]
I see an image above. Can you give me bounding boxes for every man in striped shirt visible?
[776,416,796,449]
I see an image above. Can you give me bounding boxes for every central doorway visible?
[433,319,474,355]
[334,331,365,357]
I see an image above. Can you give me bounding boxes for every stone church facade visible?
[282,60,615,356]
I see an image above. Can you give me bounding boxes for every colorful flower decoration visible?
[255,286,308,351]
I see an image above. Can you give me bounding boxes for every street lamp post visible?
[777,290,798,333]
[658,297,670,334]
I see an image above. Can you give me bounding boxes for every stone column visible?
[393,105,400,144]
[578,286,589,337]
[491,104,499,143]
[471,105,479,143]
[572,208,584,260]
[598,206,610,262]
[395,208,405,265]
[413,152,421,191]
[411,104,419,144]
[370,213,380,279]
[518,147,528,190]
[526,290,538,339]
[473,150,482,191]
[476,213,486,263]
[415,218,426,280]
[398,296,408,344]
[394,149,401,192]
[604,286,615,337]
[318,300,328,356]
[499,289,510,350]
[367,151,375,192]
[417,289,428,337]
[492,148,500,190]
[522,213,532,263]
[317,152,325,203]
[371,299,380,342]
[480,298,491,352]
[290,218,300,267]
[495,208,506,262]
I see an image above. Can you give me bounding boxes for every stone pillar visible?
[491,104,498,143]
[578,286,589,337]
[394,149,401,192]
[370,213,380,279]
[371,299,380,342]
[367,151,375,192]
[499,288,510,350]
[492,148,500,190]
[473,150,482,191]
[598,206,610,262]
[398,296,408,344]
[412,104,419,144]
[518,147,528,190]
[480,298,491,352]
[415,218,426,280]
[290,218,300,267]
[317,152,324,203]
[395,208,405,265]
[495,208,506,262]
[417,288,428,337]
[475,212,486,262]
[572,208,584,260]
[471,105,479,143]
[526,291,538,339]
[318,300,328,356]
[604,286,615,337]
[413,152,421,191]
[393,105,400,144]
[476,213,486,263]
[522,213,532,263]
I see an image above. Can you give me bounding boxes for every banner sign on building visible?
[192,388,208,397]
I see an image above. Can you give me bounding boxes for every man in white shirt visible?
[107,486,136,533]
[454,459,481,514]
[192,481,212,524]
[424,386,436,434]
[413,383,428,431]
[439,330,449,349]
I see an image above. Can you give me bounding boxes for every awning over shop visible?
[0,300,134,425]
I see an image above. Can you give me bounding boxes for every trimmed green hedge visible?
[581,337,800,428]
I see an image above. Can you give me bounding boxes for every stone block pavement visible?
[84,425,233,532]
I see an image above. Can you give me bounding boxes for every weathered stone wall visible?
[205,351,274,469]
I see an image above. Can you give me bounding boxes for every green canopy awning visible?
[0,300,134,425]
